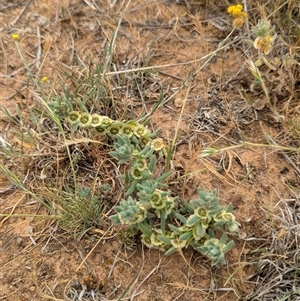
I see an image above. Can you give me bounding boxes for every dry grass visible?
[245,196,300,300]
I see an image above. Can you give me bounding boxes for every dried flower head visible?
[253,34,276,55]
[233,17,245,28]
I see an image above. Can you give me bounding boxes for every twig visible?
[108,249,122,278]
[0,194,26,227]
[11,0,33,26]
[36,26,42,70]
[0,37,8,85]
[242,0,250,32]
[130,260,161,300]
[101,43,232,77]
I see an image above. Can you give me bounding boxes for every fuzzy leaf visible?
[125,180,138,196]
[138,221,152,236]
[148,154,156,172]
[168,224,182,234]
[186,214,200,227]
[220,232,228,244]
[213,220,226,227]
[223,240,235,253]
[195,223,205,237]
[158,235,171,245]
[225,202,233,212]
[164,246,177,256]
[179,231,193,241]
[109,214,121,225]
[183,201,194,213]
[160,207,167,232]
[114,205,122,213]
[174,212,187,224]
[156,171,172,183]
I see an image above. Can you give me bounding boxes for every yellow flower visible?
[133,124,148,138]
[141,234,154,249]
[227,4,247,28]
[78,112,92,127]
[41,76,48,82]
[101,116,113,126]
[11,33,20,41]
[106,124,121,136]
[150,138,164,151]
[227,4,243,18]
[139,135,151,147]
[130,167,143,180]
[67,111,81,124]
[227,6,234,13]
[90,113,103,127]
[120,124,134,137]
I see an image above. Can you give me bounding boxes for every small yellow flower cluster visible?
[67,111,165,151]
[227,4,247,28]
[227,4,243,17]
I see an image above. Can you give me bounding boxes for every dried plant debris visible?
[193,78,257,134]
[245,197,300,301]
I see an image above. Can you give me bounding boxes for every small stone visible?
[174,97,184,108]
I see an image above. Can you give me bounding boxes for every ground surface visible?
[0,1,299,301]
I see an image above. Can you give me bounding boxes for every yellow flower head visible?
[227,4,243,18]
[41,76,48,82]
[227,4,247,28]
[11,33,20,41]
